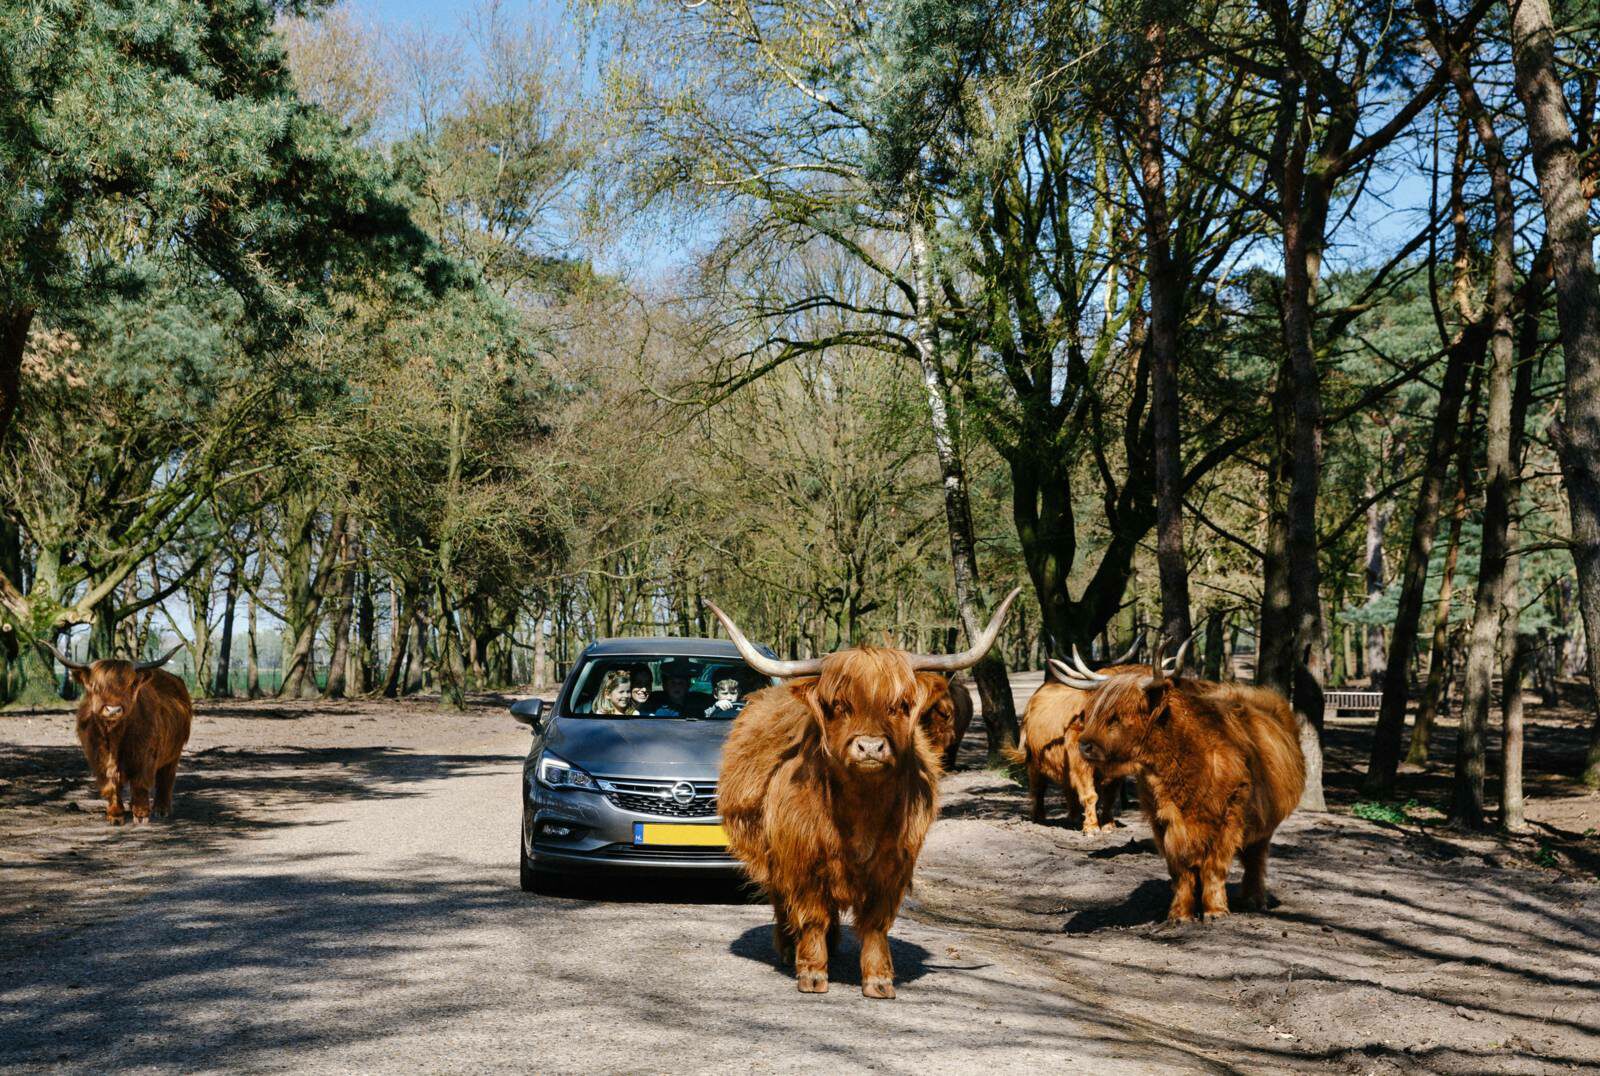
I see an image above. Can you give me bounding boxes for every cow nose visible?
[103,706,124,718]
[1079,741,1100,762]
[849,736,891,764]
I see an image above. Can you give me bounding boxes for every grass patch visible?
[1351,799,1425,825]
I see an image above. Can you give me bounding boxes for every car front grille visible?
[598,843,735,861]
[596,777,718,819]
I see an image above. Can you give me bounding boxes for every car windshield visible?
[565,655,773,719]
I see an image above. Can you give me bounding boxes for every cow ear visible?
[1144,681,1171,722]
[788,679,830,746]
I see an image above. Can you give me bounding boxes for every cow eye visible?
[1107,715,1121,727]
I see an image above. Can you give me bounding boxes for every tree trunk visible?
[907,194,1019,758]
[323,529,357,699]
[213,567,238,697]
[1408,479,1469,765]
[1506,0,1600,787]
[355,562,375,694]
[0,307,33,455]
[1139,20,1191,644]
[246,592,262,699]
[1202,609,1225,681]
[279,513,346,698]
[1450,78,1516,829]
[1500,536,1528,832]
[1364,322,1483,791]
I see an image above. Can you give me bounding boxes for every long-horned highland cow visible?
[1007,637,1154,832]
[39,642,193,825]
[710,589,1020,999]
[1057,636,1305,922]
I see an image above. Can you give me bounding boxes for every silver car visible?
[512,638,775,891]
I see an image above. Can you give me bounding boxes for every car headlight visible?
[536,753,600,792]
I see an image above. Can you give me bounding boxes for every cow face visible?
[76,660,146,726]
[805,648,940,776]
[1077,675,1169,778]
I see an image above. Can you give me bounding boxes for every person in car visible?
[593,669,637,715]
[703,677,744,719]
[643,660,712,717]
[628,665,653,710]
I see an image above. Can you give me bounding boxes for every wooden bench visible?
[1326,690,1383,715]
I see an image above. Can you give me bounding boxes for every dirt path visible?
[1,692,1597,1073]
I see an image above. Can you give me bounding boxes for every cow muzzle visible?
[1078,740,1103,763]
[101,705,125,720]
[847,736,893,769]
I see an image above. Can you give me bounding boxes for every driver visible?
[643,660,712,718]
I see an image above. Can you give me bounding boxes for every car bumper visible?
[523,783,741,876]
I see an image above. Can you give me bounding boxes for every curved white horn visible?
[1049,658,1109,690]
[1164,632,1195,676]
[135,643,186,671]
[1068,645,1108,679]
[906,588,1023,673]
[705,601,823,679]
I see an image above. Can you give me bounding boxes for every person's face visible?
[665,676,689,703]
[715,685,738,706]
[608,680,632,710]
[631,680,651,704]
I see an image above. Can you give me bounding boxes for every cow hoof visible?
[106,816,124,826]
[1199,909,1230,923]
[1081,822,1101,835]
[862,978,896,1000]
[796,971,828,994]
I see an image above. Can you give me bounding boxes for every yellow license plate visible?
[633,822,727,847]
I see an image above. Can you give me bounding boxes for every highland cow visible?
[1062,638,1304,921]
[40,643,192,825]
[710,589,1019,998]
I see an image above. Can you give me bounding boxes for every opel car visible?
[511,637,775,891]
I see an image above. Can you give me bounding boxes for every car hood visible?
[543,717,732,781]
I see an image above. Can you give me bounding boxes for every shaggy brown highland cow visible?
[40,642,192,825]
[1063,638,1305,922]
[711,589,1019,998]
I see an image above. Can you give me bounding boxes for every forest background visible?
[3,0,1599,831]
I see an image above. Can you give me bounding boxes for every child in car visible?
[703,677,744,719]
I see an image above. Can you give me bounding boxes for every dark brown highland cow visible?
[1061,637,1304,922]
[711,589,1019,999]
[40,643,192,824]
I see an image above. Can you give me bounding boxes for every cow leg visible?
[1240,839,1271,911]
[855,902,898,1000]
[154,762,178,819]
[1166,863,1199,922]
[1027,762,1047,823]
[98,768,125,825]
[129,780,153,824]
[770,897,798,965]
[1066,749,1100,834]
[793,915,830,994]
[1198,857,1231,921]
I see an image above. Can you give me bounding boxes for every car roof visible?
[579,637,775,658]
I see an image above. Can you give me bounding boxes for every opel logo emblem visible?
[670,781,696,806]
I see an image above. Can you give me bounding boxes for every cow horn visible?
[1109,632,1143,666]
[1068,646,1108,680]
[704,601,824,679]
[1049,657,1107,690]
[1148,633,1171,686]
[1163,632,1195,676]
[134,643,185,671]
[35,640,89,672]
[906,588,1022,673]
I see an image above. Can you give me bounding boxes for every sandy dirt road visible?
[2,688,1597,1074]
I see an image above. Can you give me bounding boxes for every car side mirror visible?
[509,698,545,729]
